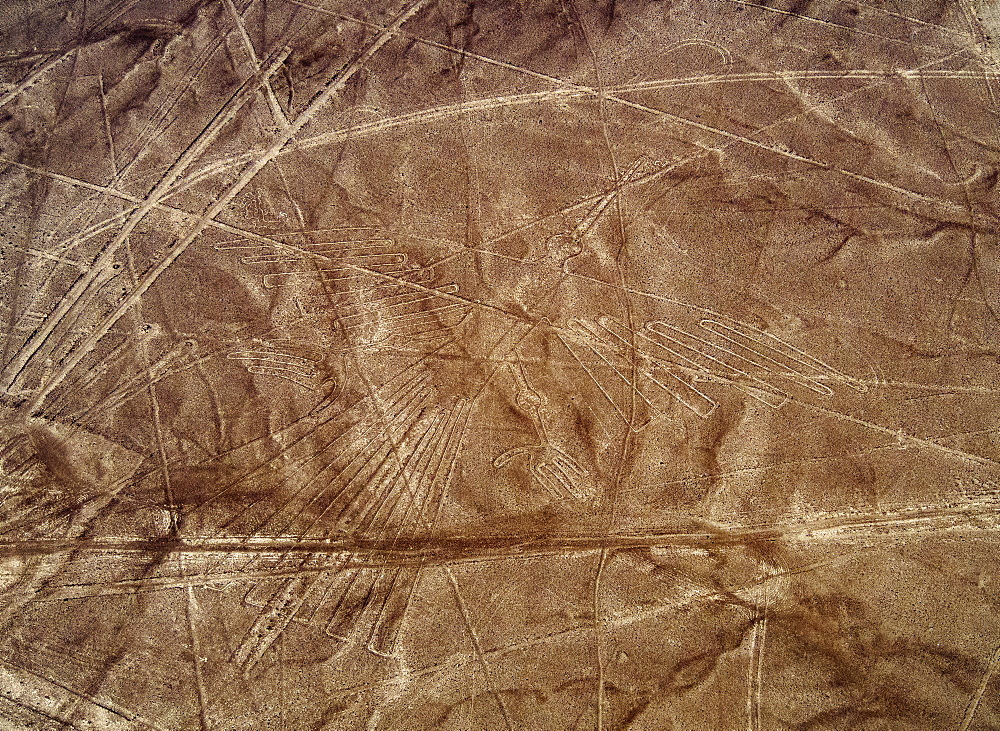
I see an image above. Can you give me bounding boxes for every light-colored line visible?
[446,567,516,731]
[0,50,72,107]
[184,584,211,730]
[594,548,608,731]
[554,332,631,425]
[957,642,1000,731]
[746,586,770,731]
[0,240,85,270]
[223,0,289,127]
[3,501,999,561]
[724,0,958,49]
[97,73,118,174]
[797,398,1000,470]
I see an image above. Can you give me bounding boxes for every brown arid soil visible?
[2,0,1000,728]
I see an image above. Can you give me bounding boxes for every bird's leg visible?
[495,351,603,503]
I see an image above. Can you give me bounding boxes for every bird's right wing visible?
[558,312,856,425]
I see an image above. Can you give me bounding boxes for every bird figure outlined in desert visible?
[206,158,861,672]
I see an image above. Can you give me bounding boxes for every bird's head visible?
[542,231,584,266]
